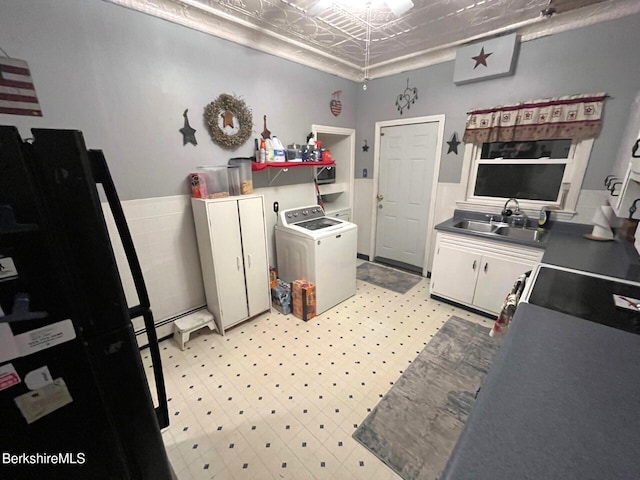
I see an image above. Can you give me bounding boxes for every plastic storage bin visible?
[227,166,241,196]
[228,158,254,194]
[197,166,230,199]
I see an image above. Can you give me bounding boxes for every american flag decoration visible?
[330,90,342,117]
[0,58,43,117]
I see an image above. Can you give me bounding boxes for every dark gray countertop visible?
[435,210,640,281]
[541,229,640,281]
[436,210,640,479]
[440,303,640,480]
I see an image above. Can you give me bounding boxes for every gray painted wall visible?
[2,1,639,197]
[355,12,640,187]
[0,0,357,201]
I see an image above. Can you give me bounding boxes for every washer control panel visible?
[282,205,325,225]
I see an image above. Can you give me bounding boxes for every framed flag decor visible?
[0,58,43,117]
[453,34,518,85]
[330,90,342,117]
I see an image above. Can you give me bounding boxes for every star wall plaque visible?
[180,109,197,146]
[472,47,493,69]
[447,132,461,154]
[453,34,518,85]
[362,140,369,152]
[221,110,235,128]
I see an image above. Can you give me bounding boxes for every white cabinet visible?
[430,232,543,315]
[328,208,351,222]
[191,195,270,334]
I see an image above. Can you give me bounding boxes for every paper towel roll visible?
[587,205,615,240]
[590,224,614,240]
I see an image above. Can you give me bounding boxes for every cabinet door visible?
[208,201,249,327]
[238,197,270,317]
[430,243,480,305]
[473,255,533,315]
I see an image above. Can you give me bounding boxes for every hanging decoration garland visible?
[204,94,253,149]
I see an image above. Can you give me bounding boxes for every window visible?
[460,137,594,216]
[459,93,605,217]
[473,139,570,202]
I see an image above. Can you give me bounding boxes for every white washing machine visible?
[275,205,357,315]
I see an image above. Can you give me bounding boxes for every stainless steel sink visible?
[453,219,498,233]
[451,218,549,243]
[495,226,548,242]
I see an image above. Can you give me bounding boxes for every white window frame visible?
[457,137,595,221]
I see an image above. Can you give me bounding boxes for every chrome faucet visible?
[501,198,520,216]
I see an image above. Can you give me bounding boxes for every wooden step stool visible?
[173,310,216,350]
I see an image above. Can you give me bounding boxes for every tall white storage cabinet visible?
[191,195,270,335]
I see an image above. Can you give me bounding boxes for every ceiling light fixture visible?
[307,0,414,17]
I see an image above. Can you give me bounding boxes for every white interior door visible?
[374,122,439,270]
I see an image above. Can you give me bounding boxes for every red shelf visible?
[251,160,335,171]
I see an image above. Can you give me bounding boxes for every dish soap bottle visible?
[538,207,550,228]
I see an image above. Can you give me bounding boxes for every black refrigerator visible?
[0,126,173,479]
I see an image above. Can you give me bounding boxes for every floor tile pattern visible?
[142,263,489,479]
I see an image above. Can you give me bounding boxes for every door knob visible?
[376,194,384,201]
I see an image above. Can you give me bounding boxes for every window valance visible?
[463,93,607,144]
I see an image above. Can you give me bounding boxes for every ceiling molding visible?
[105,0,640,82]
[368,0,640,79]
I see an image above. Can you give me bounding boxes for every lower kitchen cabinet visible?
[430,232,543,315]
[192,195,270,334]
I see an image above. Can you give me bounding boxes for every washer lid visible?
[295,217,342,231]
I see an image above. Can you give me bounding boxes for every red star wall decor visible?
[472,47,493,69]
[453,33,518,85]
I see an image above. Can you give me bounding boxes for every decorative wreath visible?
[203,93,253,149]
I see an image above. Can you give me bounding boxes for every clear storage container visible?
[227,166,241,196]
[228,158,254,194]
[197,166,230,199]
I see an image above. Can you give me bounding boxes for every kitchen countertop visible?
[440,302,640,480]
[437,210,640,479]
[435,210,640,281]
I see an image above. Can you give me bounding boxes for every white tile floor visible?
[141,262,489,480]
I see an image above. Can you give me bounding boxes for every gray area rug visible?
[352,316,500,480]
[357,262,421,294]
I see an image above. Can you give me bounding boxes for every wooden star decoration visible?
[221,110,235,129]
[179,109,197,146]
[362,140,369,152]
[472,47,493,69]
[447,132,461,155]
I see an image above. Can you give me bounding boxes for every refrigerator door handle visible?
[88,150,169,429]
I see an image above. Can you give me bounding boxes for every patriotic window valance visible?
[463,93,606,144]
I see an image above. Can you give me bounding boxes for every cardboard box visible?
[291,280,316,321]
[269,267,277,289]
[271,280,291,315]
